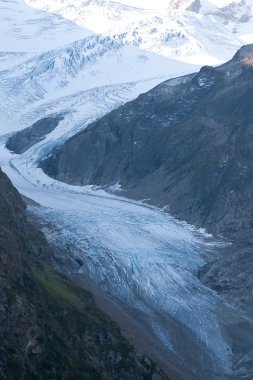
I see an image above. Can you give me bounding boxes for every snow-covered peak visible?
[25,0,253,14]
[104,0,192,9]
[24,0,253,43]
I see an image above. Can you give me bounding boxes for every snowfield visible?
[0,0,253,378]
[1,0,252,136]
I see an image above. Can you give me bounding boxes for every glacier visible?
[0,140,236,379]
[0,0,253,378]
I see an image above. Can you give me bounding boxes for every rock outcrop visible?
[6,115,64,154]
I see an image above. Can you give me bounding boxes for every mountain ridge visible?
[41,44,253,244]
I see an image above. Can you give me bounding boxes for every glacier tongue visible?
[0,137,234,379]
[0,70,239,378]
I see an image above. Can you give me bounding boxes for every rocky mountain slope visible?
[41,44,253,244]
[40,45,253,335]
[0,167,167,380]
[6,115,64,154]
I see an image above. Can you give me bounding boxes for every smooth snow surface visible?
[0,0,253,378]
[0,0,90,53]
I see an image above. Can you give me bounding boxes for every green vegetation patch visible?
[33,269,83,310]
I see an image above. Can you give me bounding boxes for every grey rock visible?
[6,114,64,154]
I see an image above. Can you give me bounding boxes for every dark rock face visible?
[199,245,253,313]
[41,44,253,244]
[6,115,64,154]
[0,167,167,380]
